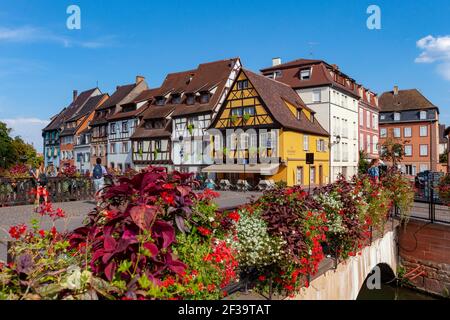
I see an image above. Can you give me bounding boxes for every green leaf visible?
[117,260,132,273]
[138,274,151,290]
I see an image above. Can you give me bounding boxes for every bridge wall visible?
[292,229,398,300]
[399,220,450,297]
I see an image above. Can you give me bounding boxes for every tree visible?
[0,121,42,171]
[440,151,448,164]
[380,136,408,168]
[358,150,370,175]
[0,122,14,168]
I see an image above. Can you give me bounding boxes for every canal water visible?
[357,283,438,300]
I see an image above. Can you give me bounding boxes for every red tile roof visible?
[379,89,438,112]
[223,69,329,136]
[260,59,359,98]
[44,88,98,132]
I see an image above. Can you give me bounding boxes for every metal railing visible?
[0,177,94,207]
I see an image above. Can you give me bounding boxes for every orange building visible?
[379,87,441,176]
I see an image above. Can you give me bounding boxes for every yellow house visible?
[204,69,330,187]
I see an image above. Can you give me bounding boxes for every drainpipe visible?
[329,88,332,180]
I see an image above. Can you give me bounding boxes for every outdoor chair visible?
[237,179,252,192]
[219,179,232,191]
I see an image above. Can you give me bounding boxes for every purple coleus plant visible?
[69,166,199,296]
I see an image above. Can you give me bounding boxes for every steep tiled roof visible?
[260,59,359,98]
[379,89,438,112]
[68,93,108,122]
[133,88,160,103]
[260,58,322,72]
[143,58,239,118]
[43,88,97,132]
[240,69,329,136]
[97,84,136,110]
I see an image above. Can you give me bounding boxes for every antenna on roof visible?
[307,42,319,57]
[96,80,99,88]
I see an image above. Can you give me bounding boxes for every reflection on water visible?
[357,283,437,300]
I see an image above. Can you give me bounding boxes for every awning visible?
[202,163,280,176]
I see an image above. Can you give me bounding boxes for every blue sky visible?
[0,0,449,151]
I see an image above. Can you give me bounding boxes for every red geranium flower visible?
[228,211,240,222]
[9,224,27,239]
[198,226,212,236]
[161,192,175,206]
[258,275,266,281]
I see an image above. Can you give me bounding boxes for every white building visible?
[261,58,360,180]
[104,76,148,172]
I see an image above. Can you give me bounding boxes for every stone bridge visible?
[293,227,398,300]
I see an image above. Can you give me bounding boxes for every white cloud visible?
[0,25,114,49]
[415,35,450,80]
[1,118,49,152]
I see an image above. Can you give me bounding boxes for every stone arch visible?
[356,263,397,299]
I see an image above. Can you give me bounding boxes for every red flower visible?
[258,275,266,281]
[228,211,240,222]
[198,226,212,236]
[9,224,27,239]
[161,192,175,206]
[305,231,311,237]
[162,183,174,190]
[38,229,45,238]
[56,208,66,218]
[51,226,57,237]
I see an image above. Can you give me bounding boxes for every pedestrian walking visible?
[92,157,107,194]
[31,161,49,211]
[368,159,380,183]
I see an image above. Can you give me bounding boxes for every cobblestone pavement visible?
[0,191,262,261]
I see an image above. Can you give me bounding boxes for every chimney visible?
[73,90,78,102]
[331,64,339,71]
[394,86,399,96]
[136,75,145,84]
[272,57,281,67]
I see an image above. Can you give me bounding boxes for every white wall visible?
[297,87,359,180]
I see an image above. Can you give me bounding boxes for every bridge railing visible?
[0,177,94,207]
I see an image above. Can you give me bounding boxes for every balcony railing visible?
[0,177,94,207]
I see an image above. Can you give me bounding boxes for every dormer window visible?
[186,95,195,105]
[145,121,153,129]
[172,94,181,104]
[420,111,427,120]
[268,70,282,79]
[394,112,401,121]
[237,80,249,90]
[300,69,311,80]
[200,92,210,104]
[155,97,166,106]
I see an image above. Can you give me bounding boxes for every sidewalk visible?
[0,191,263,261]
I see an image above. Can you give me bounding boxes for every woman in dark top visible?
[32,161,49,210]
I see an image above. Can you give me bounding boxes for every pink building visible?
[358,85,379,159]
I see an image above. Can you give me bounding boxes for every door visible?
[319,165,323,186]
[310,166,316,185]
[296,167,304,186]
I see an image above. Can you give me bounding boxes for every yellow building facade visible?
[206,69,330,187]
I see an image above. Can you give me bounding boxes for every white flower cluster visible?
[230,212,285,270]
[62,266,92,291]
[314,192,346,234]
